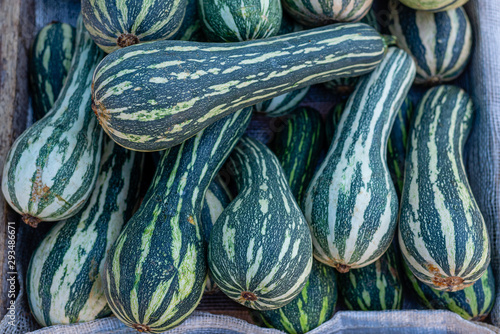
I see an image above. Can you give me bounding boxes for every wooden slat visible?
[0,0,35,318]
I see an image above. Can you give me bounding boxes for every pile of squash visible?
[2,0,494,332]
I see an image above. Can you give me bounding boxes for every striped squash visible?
[26,140,143,326]
[29,22,76,120]
[387,98,413,197]
[102,108,252,333]
[325,102,344,146]
[303,47,416,273]
[271,107,324,204]
[81,0,187,53]
[92,23,387,152]
[174,0,204,41]
[201,176,233,294]
[254,86,310,117]
[198,0,282,42]
[255,260,337,333]
[399,0,469,12]
[254,14,309,117]
[337,244,403,311]
[404,261,495,320]
[388,1,472,85]
[1,17,104,227]
[322,9,379,94]
[398,85,490,292]
[208,136,313,310]
[282,0,372,26]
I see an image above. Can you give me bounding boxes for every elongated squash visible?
[103,108,252,333]
[91,23,387,152]
[404,261,495,320]
[389,2,472,85]
[198,0,282,42]
[201,176,233,294]
[303,47,416,272]
[81,0,187,53]
[254,14,308,117]
[29,22,76,120]
[2,17,104,227]
[322,9,379,95]
[271,107,324,204]
[209,136,313,310]
[255,260,337,333]
[398,85,490,292]
[27,140,143,326]
[337,244,403,311]
[282,0,372,26]
[399,0,469,12]
[387,98,413,197]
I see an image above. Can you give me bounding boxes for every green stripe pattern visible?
[27,140,143,326]
[282,0,373,26]
[254,13,308,117]
[399,0,469,12]
[208,136,313,310]
[256,260,337,334]
[199,0,282,42]
[398,85,490,292]
[322,9,379,94]
[303,47,416,272]
[254,86,310,117]
[389,1,472,85]
[325,102,344,146]
[272,107,324,204]
[174,0,204,41]
[102,108,252,333]
[81,0,187,53]
[2,17,104,226]
[337,244,403,311]
[91,22,387,152]
[387,98,413,197]
[201,176,233,294]
[404,261,495,321]
[29,22,76,120]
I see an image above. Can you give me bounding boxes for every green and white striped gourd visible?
[325,102,344,146]
[399,0,469,12]
[271,107,324,204]
[254,14,309,117]
[26,140,143,327]
[387,98,413,197]
[29,22,76,120]
[198,0,282,42]
[255,260,337,334]
[398,85,490,292]
[201,176,233,294]
[403,261,495,320]
[322,9,379,94]
[282,0,372,26]
[81,0,187,53]
[337,244,403,311]
[2,17,104,227]
[209,136,313,310]
[388,1,472,85]
[174,0,204,41]
[103,108,252,333]
[303,47,416,273]
[92,23,387,152]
